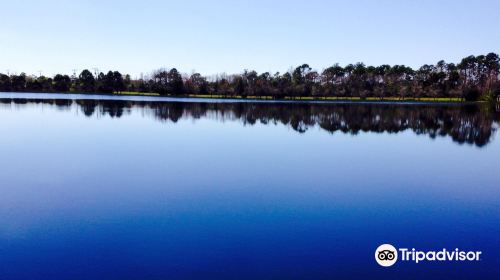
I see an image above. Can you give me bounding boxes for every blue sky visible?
[1,0,499,78]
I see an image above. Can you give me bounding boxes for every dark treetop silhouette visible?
[1,97,498,147]
[1,53,499,101]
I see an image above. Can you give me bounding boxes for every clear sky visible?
[1,0,499,78]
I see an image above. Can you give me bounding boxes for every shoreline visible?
[0,91,490,105]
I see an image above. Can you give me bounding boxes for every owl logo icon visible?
[375,244,398,267]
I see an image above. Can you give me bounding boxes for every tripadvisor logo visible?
[375,244,482,267]
[375,244,398,267]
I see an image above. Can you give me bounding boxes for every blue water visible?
[0,93,499,279]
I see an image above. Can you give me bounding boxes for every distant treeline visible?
[1,53,499,101]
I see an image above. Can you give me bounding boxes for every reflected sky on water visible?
[0,93,499,279]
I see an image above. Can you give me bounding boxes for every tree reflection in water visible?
[2,98,498,147]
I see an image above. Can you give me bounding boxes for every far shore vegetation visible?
[1,53,499,102]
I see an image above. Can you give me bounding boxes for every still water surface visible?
[0,93,499,279]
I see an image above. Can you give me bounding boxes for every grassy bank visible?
[116,91,160,96]
[185,95,465,102]
[2,91,486,103]
[116,92,466,102]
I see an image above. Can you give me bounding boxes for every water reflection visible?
[1,97,499,147]
[1,95,500,280]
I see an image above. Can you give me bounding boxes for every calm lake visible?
[0,92,499,279]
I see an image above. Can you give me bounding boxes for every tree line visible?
[0,53,498,101]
